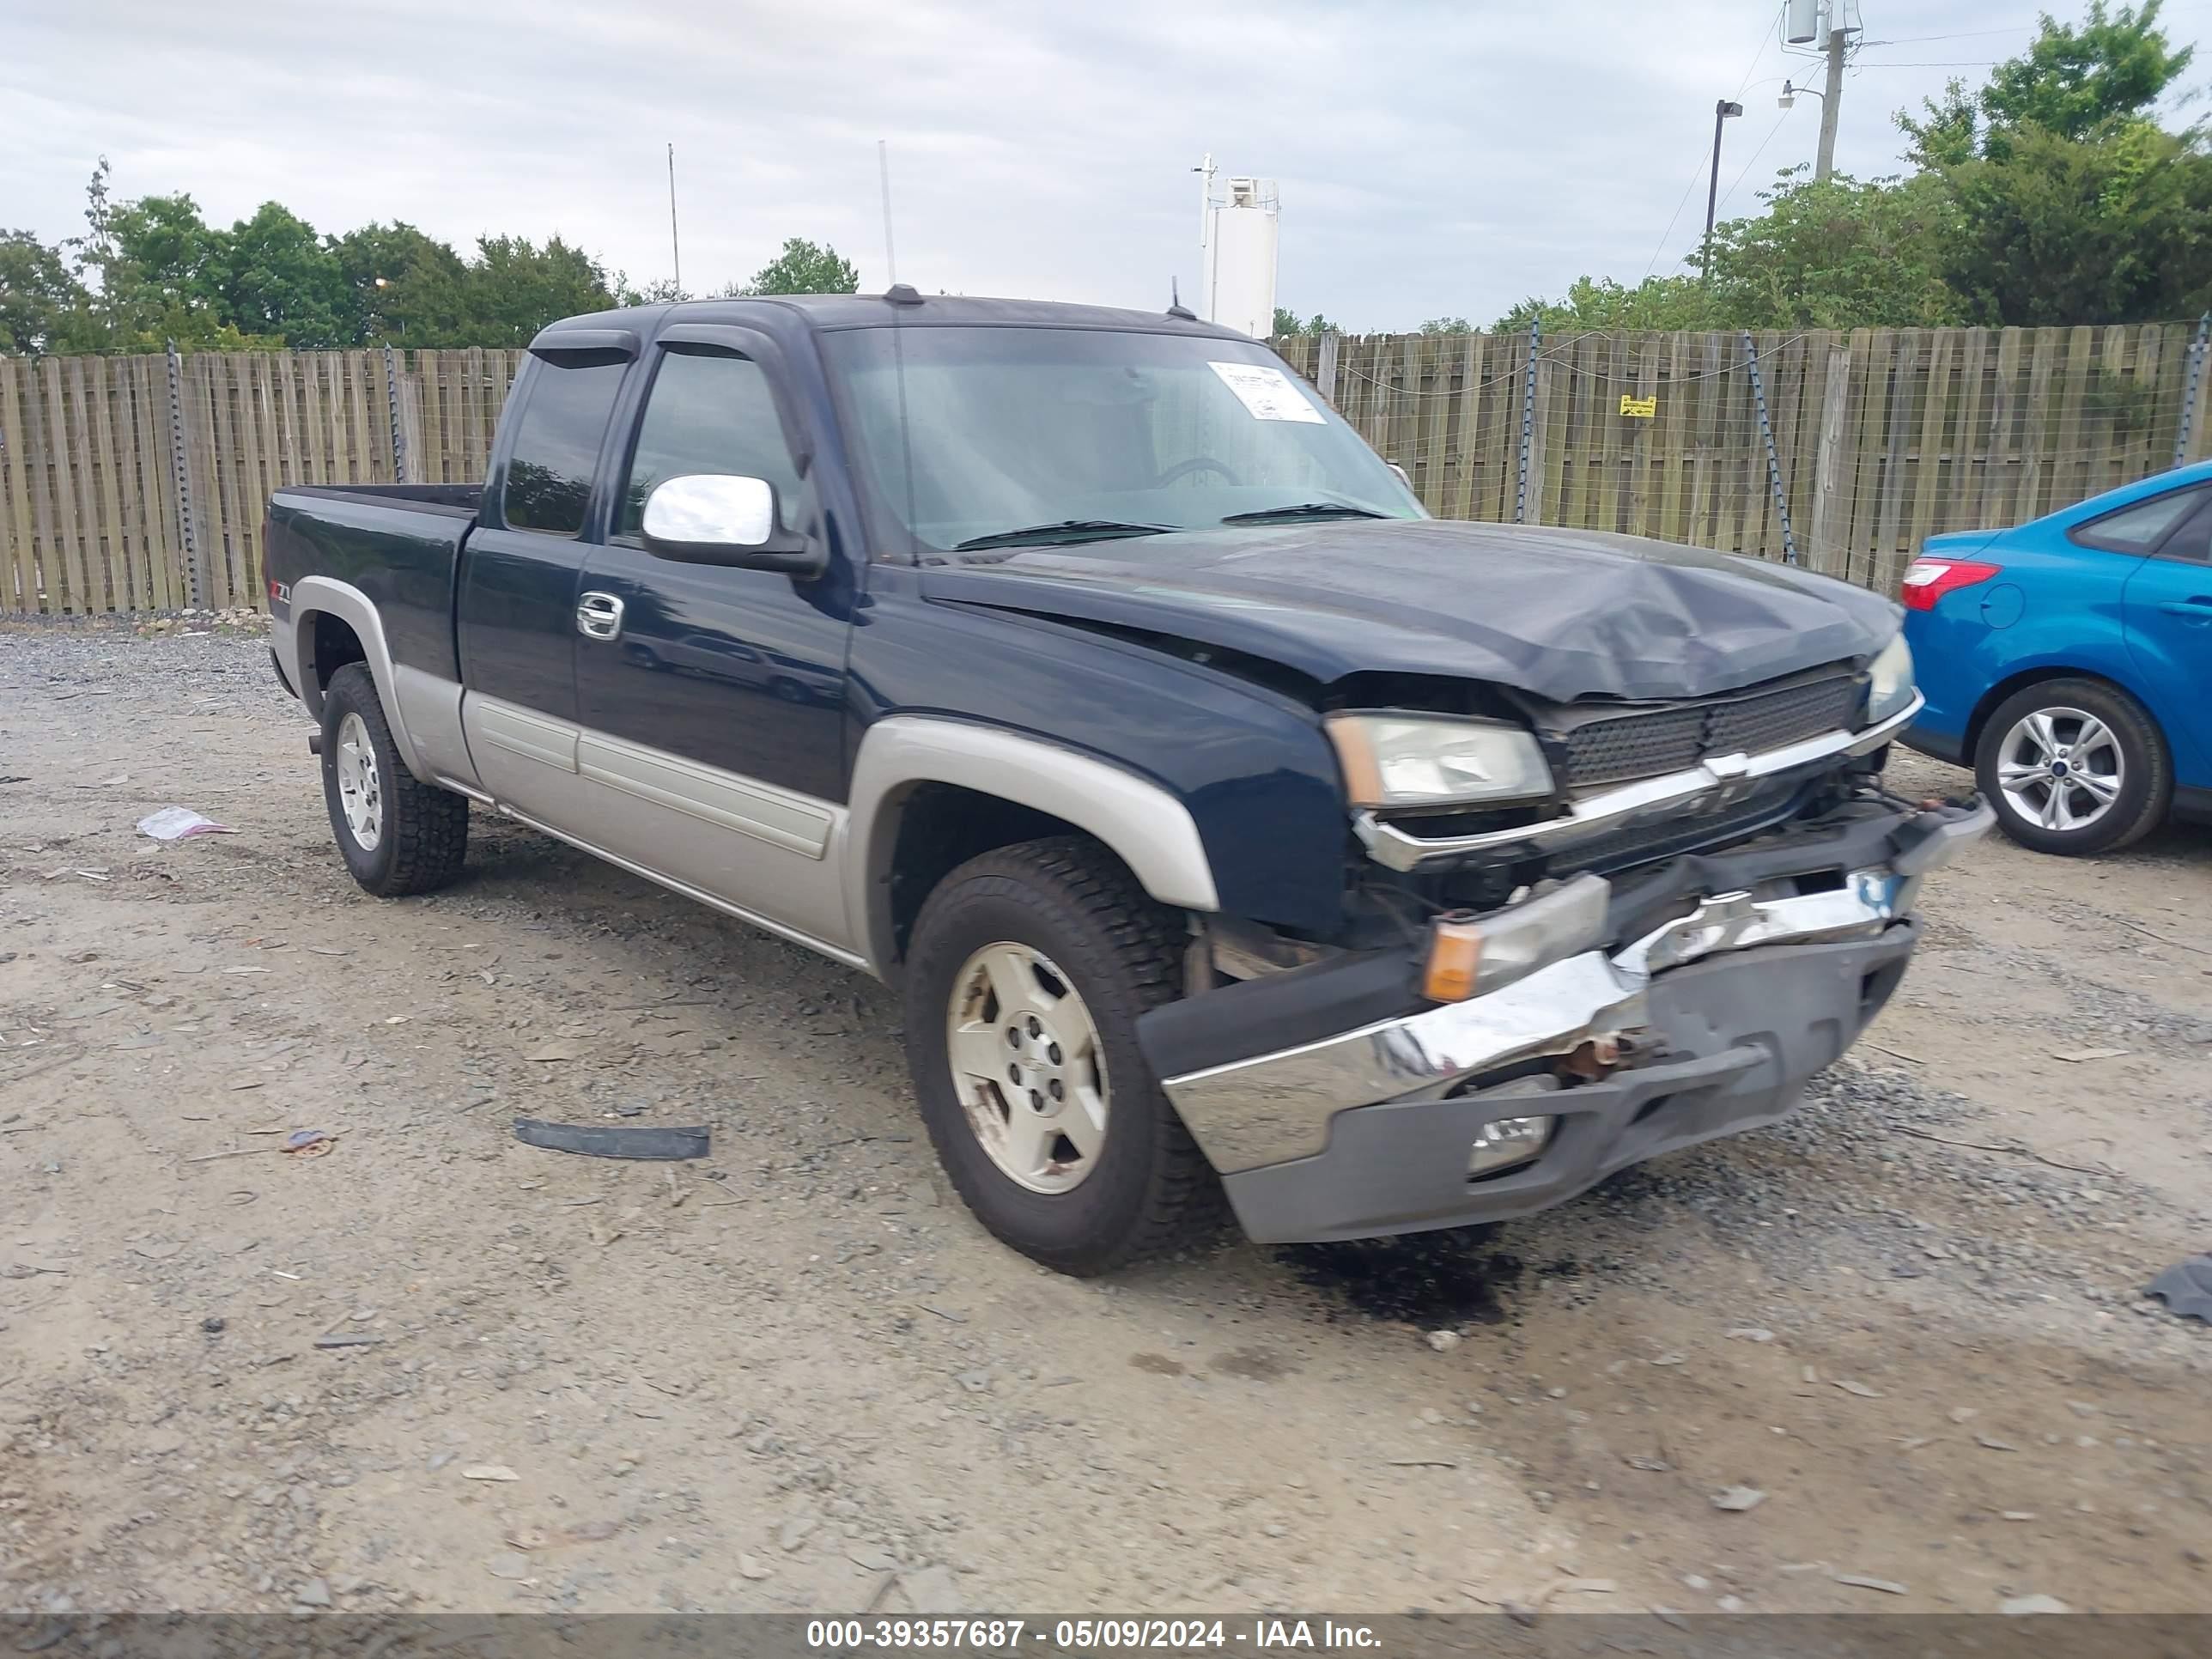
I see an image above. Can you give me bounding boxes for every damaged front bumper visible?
[1140,795,1994,1245]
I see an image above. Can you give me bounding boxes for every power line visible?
[1863,26,2038,45]
[1642,156,1715,285]
[1715,112,1790,220]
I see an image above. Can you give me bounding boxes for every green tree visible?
[1269,309,1340,336]
[1938,118,2212,325]
[446,234,616,345]
[730,238,859,296]
[1705,171,1965,328]
[1500,3,2204,335]
[1985,1,2192,140]
[1493,274,1723,333]
[0,229,88,354]
[615,274,685,307]
[213,202,352,347]
[1901,0,2194,163]
[1893,2,2210,326]
[107,193,226,317]
[54,166,270,351]
[330,221,466,343]
[1417,316,1474,335]
[1495,172,1960,332]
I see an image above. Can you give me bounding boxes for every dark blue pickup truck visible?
[264,291,1989,1274]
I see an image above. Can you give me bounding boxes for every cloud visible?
[5,0,2185,329]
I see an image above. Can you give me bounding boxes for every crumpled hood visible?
[921,518,1903,703]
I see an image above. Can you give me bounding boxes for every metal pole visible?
[667,143,682,299]
[165,339,205,610]
[1704,100,1741,281]
[1514,319,1540,524]
[1744,331,1800,567]
[1816,27,1847,184]
[383,343,407,484]
[2173,312,2210,468]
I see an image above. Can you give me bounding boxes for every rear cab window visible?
[498,354,629,535]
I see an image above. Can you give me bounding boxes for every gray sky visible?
[7,1,2209,330]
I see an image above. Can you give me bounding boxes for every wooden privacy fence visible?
[0,349,523,614]
[4,323,2211,614]
[1278,319,2212,593]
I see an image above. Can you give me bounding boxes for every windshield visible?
[822,325,1425,556]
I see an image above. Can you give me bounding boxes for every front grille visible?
[1560,706,1705,787]
[1559,671,1862,791]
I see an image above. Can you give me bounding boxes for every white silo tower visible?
[1198,167,1280,340]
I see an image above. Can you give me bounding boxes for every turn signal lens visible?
[1899,557,2001,611]
[1423,916,1484,1002]
[1422,875,1613,1005]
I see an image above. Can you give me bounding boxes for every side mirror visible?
[640,475,823,576]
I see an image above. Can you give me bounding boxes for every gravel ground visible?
[3,624,2209,1620]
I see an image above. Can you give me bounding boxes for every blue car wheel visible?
[1973,678,2172,856]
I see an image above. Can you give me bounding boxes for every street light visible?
[1703,99,1744,282]
[1777,79,1825,112]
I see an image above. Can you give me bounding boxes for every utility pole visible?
[666,143,682,299]
[1703,99,1743,281]
[1816,24,1846,183]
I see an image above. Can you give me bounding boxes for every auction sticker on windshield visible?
[1208,362,1326,423]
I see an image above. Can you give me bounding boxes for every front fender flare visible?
[844,716,1220,977]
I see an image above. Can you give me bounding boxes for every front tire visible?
[319,663,470,896]
[902,836,1222,1275]
[1974,678,2169,856]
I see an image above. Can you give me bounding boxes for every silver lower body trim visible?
[1164,864,1933,1176]
[495,804,869,973]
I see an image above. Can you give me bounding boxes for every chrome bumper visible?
[1162,799,1993,1178]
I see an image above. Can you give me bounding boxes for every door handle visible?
[2158,600,2212,623]
[575,592,624,641]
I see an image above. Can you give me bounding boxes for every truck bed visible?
[265,484,484,683]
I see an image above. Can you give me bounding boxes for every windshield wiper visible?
[1219,501,1389,525]
[953,520,1179,552]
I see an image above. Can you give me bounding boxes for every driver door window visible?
[619,347,805,537]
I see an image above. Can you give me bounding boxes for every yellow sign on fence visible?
[1619,394,1657,419]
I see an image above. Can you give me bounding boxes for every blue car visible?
[1900,459,2212,855]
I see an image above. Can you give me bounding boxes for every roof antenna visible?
[878,139,899,287]
[667,142,682,300]
[1167,278,1197,322]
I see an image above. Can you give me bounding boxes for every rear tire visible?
[1974,678,2169,856]
[902,836,1223,1276]
[319,663,470,896]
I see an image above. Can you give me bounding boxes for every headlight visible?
[1325,713,1553,810]
[1865,633,1916,726]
